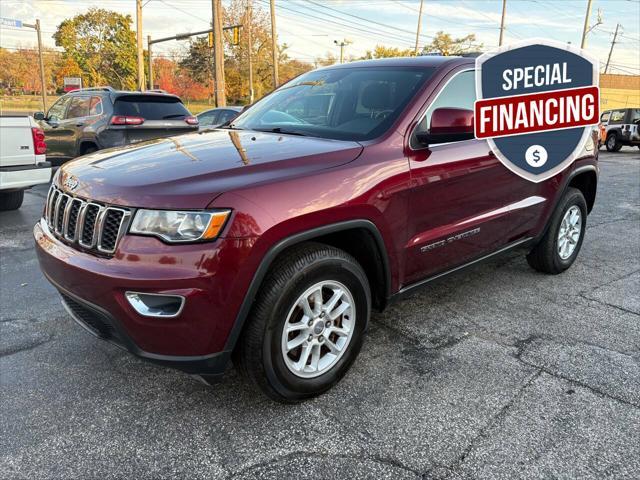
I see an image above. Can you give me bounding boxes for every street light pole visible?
[334,40,350,64]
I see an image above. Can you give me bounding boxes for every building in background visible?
[600,74,640,110]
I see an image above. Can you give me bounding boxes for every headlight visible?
[129,209,230,243]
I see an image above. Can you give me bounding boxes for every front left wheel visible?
[234,243,371,403]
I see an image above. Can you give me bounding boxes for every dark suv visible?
[35,57,598,402]
[34,87,199,164]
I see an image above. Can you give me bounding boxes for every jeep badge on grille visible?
[62,174,79,191]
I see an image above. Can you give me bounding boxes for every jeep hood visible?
[58,129,363,209]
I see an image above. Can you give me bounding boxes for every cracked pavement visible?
[1,149,639,479]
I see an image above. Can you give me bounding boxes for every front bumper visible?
[34,218,256,376]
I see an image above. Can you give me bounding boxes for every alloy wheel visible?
[557,205,582,260]
[281,281,355,379]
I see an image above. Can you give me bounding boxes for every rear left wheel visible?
[0,190,24,211]
[526,187,587,274]
[234,243,370,403]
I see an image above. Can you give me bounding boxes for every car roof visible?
[320,55,472,70]
[65,89,181,101]
[197,106,243,115]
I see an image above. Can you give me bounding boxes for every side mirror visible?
[33,111,46,121]
[416,107,475,145]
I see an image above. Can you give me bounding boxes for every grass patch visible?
[1,95,214,115]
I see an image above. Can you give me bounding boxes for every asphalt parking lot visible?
[1,149,639,479]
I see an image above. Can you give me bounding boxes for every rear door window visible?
[89,96,103,116]
[609,110,626,124]
[198,110,219,126]
[67,96,90,119]
[114,96,190,120]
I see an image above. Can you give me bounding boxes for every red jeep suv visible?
[34,56,598,402]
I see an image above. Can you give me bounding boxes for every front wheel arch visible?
[223,220,390,354]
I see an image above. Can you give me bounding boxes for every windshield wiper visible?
[162,114,187,119]
[253,127,307,136]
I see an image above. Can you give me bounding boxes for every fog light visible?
[125,292,185,318]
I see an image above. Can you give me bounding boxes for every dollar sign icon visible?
[525,145,548,168]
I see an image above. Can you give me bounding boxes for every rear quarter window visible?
[114,96,190,120]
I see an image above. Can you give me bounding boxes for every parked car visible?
[196,106,242,130]
[34,87,199,164]
[34,56,598,402]
[599,108,640,151]
[0,115,50,210]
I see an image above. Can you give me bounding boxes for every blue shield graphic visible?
[476,39,599,182]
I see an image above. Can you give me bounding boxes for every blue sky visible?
[1,0,638,74]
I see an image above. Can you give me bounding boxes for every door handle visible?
[76,123,85,127]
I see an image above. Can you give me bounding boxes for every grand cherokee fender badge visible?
[421,228,480,253]
[474,39,599,183]
[62,174,79,191]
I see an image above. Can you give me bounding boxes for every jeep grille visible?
[45,185,131,255]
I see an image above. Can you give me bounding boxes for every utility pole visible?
[604,24,621,73]
[136,0,145,90]
[334,39,350,64]
[498,0,507,47]
[147,35,153,89]
[35,20,47,111]
[414,0,424,54]
[270,0,279,88]
[580,0,593,49]
[212,0,226,106]
[246,4,254,103]
[21,20,47,110]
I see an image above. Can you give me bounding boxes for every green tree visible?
[179,0,312,104]
[423,31,482,56]
[53,8,137,89]
[361,45,415,59]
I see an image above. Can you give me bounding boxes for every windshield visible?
[231,66,435,141]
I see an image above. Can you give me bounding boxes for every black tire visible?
[527,187,587,274]
[605,133,622,152]
[234,242,371,403]
[0,190,24,211]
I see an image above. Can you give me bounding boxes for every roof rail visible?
[73,86,115,92]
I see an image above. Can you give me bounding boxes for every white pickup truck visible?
[0,116,51,210]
